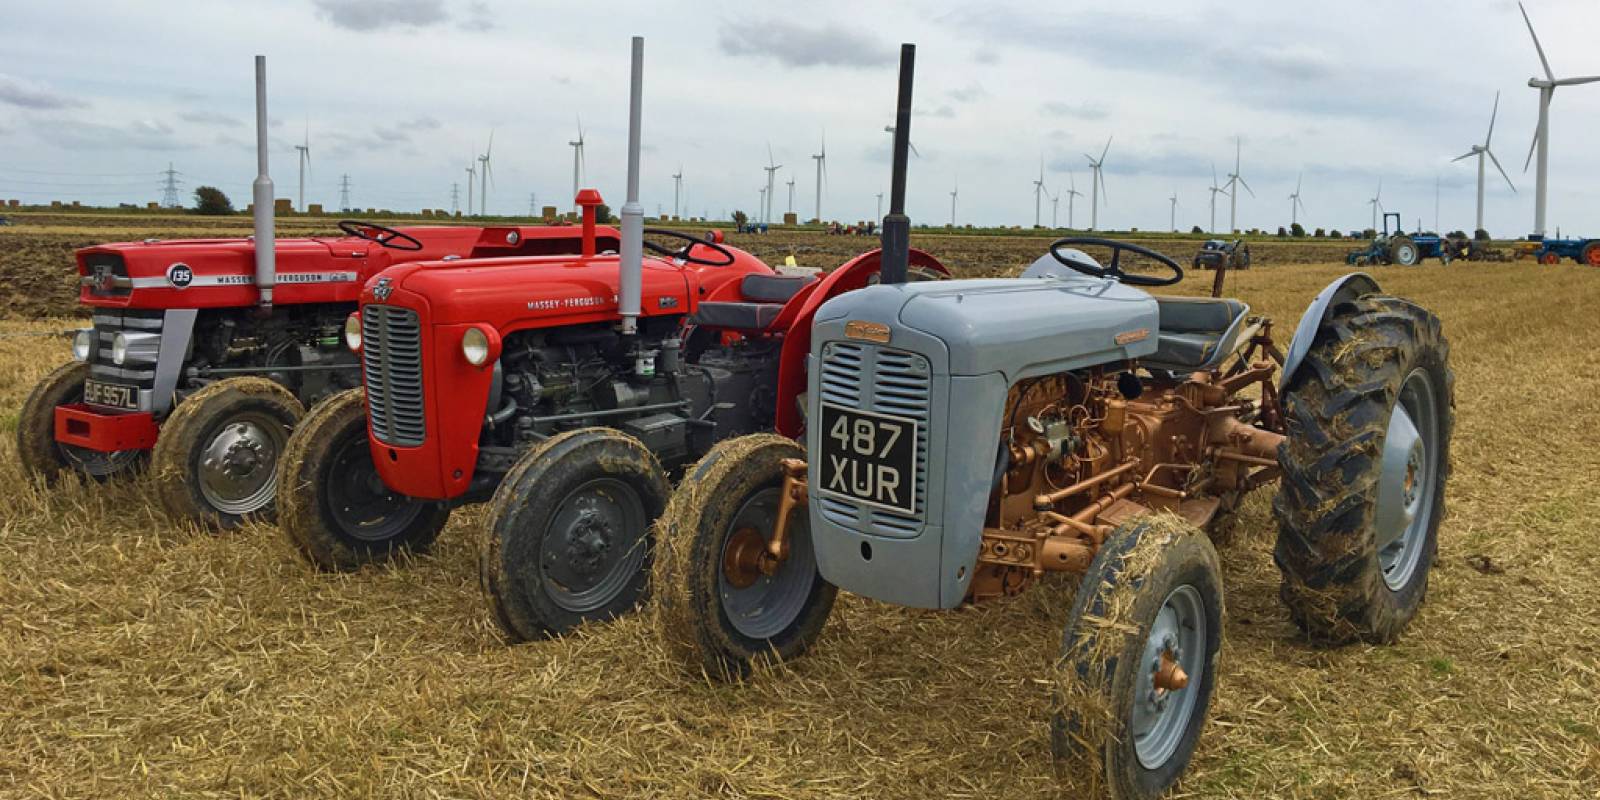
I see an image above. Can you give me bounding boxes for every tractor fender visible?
[1277,272,1381,391]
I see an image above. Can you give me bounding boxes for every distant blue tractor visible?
[1528,236,1600,267]
[1345,213,1456,266]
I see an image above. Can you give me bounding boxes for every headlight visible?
[344,313,362,351]
[461,327,490,366]
[72,329,93,361]
[112,332,128,365]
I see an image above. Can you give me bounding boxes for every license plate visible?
[83,379,139,410]
[818,403,918,515]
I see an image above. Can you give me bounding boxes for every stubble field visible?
[1,213,1597,798]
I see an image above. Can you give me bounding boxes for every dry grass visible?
[2,223,1599,798]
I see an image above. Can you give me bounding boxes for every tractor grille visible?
[362,304,426,446]
[86,309,163,393]
[817,341,931,537]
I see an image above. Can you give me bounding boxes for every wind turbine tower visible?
[569,119,586,211]
[1517,2,1600,237]
[1288,174,1306,227]
[1048,188,1060,228]
[1207,163,1228,234]
[477,132,494,218]
[786,176,796,214]
[1065,171,1083,229]
[1224,137,1254,232]
[294,126,311,212]
[1169,192,1179,233]
[949,177,958,226]
[762,145,782,224]
[1369,179,1384,231]
[465,163,476,216]
[1032,158,1044,227]
[672,165,683,218]
[811,134,826,224]
[1452,91,1515,234]
[1084,137,1111,231]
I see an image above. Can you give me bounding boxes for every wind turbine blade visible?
[1100,136,1112,162]
[1518,2,1556,82]
[1553,75,1600,86]
[1099,174,1108,206]
[1451,150,1478,162]
[1487,150,1517,193]
[1237,176,1254,197]
[767,142,775,168]
[908,140,921,158]
[1524,122,1541,172]
[1211,162,1219,187]
[1295,172,1302,194]
[1486,91,1499,146]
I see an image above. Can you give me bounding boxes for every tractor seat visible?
[1148,297,1249,370]
[691,273,817,331]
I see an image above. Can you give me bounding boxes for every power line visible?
[160,162,181,208]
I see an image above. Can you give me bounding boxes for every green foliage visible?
[595,204,614,224]
[731,210,748,227]
[1290,222,1306,237]
[1327,229,1342,240]
[1190,225,1204,234]
[192,186,233,215]
[1276,226,1288,237]
[1474,228,1490,241]
[1362,228,1377,239]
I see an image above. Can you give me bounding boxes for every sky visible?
[2,0,1598,236]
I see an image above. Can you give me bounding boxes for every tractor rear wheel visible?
[17,361,145,482]
[480,428,669,642]
[1581,242,1600,267]
[1051,517,1223,800]
[653,434,837,681]
[1273,294,1452,643]
[276,388,450,570]
[1388,235,1419,266]
[152,377,303,529]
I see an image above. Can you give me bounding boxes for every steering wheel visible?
[642,227,736,266]
[338,220,424,251]
[1048,237,1183,287]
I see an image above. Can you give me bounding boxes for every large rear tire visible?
[152,377,303,529]
[1581,241,1600,267]
[16,361,144,483]
[276,388,450,570]
[1389,235,1419,266]
[1051,517,1223,800]
[480,428,669,642]
[1273,294,1453,643]
[654,434,837,681]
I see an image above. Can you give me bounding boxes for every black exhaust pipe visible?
[880,43,915,285]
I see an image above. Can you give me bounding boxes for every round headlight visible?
[112,332,128,365]
[72,329,93,362]
[461,327,490,366]
[344,313,362,351]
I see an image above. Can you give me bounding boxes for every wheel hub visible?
[198,418,284,515]
[565,508,614,577]
[722,527,769,590]
[1132,584,1206,770]
[1374,369,1439,591]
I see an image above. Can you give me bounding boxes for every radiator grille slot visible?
[818,341,931,536]
[86,309,163,392]
[362,305,426,446]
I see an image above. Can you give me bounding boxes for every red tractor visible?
[276,189,946,640]
[15,221,606,528]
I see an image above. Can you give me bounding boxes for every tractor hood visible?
[374,254,695,328]
[814,275,1159,380]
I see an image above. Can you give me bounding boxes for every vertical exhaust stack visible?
[252,55,276,308]
[880,43,916,286]
[618,36,645,336]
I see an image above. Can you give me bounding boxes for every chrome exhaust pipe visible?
[252,55,276,308]
[618,36,644,335]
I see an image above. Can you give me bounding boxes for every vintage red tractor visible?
[652,44,1454,800]
[14,218,606,528]
[276,36,948,643]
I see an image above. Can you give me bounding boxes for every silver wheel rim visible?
[1132,584,1206,770]
[1397,245,1417,264]
[718,487,817,640]
[197,413,289,515]
[538,477,647,613]
[1374,368,1440,591]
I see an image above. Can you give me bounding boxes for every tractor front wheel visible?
[1389,235,1420,266]
[480,428,669,642]
[1539,251,1560,265]
[152,377,303,529]
[17,361,145,482]
[653,434,837,681]
[1273,294,1452,643]
[276,388,450,570]
[1051,517,1223,800]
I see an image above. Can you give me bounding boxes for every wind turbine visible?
[1084,137,1111,231]
[762,144,782,224]
[1065,171,1084,229]
[875,191,884,221]
[882,126,921,157]
[1207,163,1228,234]
[568,118,586,211]
[294,124,311,212]
[1048,188,1061,228]
[1032,157,1045,228]
[1169,191,1179,233]
[949,176,958,226]
[465,162,477,216]
[1369,178,1384,231]
[1452,91,1516,235]
[810,133,827,224]
[477,131,494,218]
[757,186,767,224]
[672,165,683,219]
[786,176,797,215]
[1288,173,1307,227]
[1517,2,1600,237]
[1223,137,1253,233]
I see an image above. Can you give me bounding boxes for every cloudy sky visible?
[2,0,1598,236]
